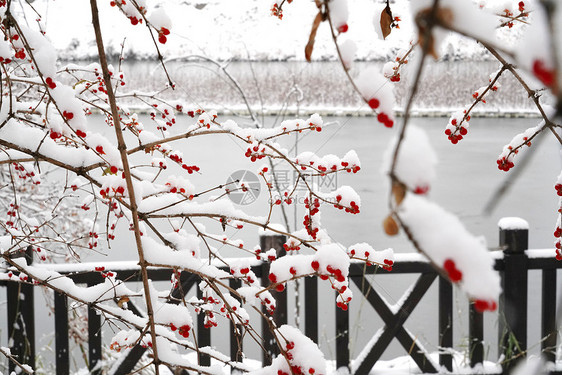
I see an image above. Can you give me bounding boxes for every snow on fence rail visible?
[1,224,561,375]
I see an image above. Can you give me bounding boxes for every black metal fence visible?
[1,224,561,374]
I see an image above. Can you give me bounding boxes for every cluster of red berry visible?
[443,258,462,283]
[34,247,47,261]
[260,294,276,315]
[367,98,394,127]
[150,104,177,131]
[444,118,468,144]
[336,296,351,311]
[268,273,286,292]
[283,238,301,252]
[279,340,323,375]
[473,299,497,313]
[158,27,170,44]
[382,258,394,271]
[245,144,267,163]
[170,323,191,338]
[5,202,18,227]
[11,163,39,184]
[332,195,360,214]
[14,48,25,60]
[496,156,515,172]
[303,198,320,239]
[203,311,218,329]
[270,3,283,19]
[313,261,343,282]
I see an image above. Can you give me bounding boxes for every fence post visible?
[498,217,528,373]
[438,276,453,371]
[260,233,287,365]
[335,293,349,371]
[54,291,69,375]
[87,278,103,375]
[469,304,483,367]
[304,276,318,344]
[7,245,35,373]
[541,268,557,363]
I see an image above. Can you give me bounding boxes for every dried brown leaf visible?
[380,4,393,40]
[305,11,324,62]
[415,7,455,60]
[391,182,406,206]
[117,296,130,309]
[383,214,399,236]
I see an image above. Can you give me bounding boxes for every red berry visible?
[532,59,555,87]
[268,273,277,283]
[311,260,319,270]
[96,145,105,154]
[414,185,429,195]
[368,98,380,109]
[46,77,56,89]
[276,283,285,292]
[158,34,167,44]
[337,23,348,33]
[63,111,74,120]
[110,166,118,174]
[474,299,497,312]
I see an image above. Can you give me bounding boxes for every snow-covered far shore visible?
[29,0,522,62]
[77,59,547,116]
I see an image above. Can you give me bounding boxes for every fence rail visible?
[1,223,561,374]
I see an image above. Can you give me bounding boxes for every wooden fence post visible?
[260,234,287,365]
[87,278,103,375]
[335,293,349,371]
[7,245,35,373]
[498,218,528,373]
[438,276,453,371]
[54,291,69,375]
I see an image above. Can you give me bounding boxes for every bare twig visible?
[90,0,161,371]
